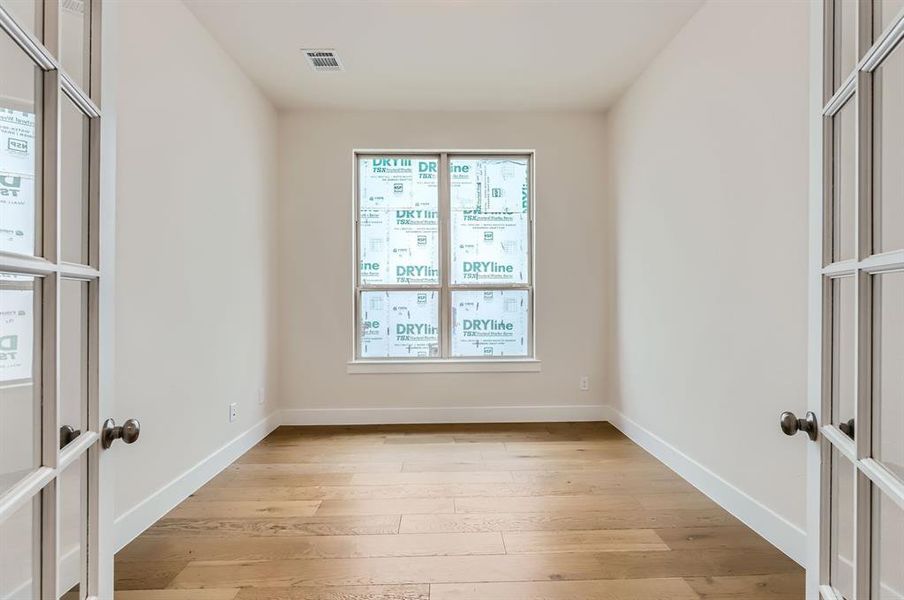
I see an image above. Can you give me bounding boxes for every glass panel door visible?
[815,1,904,598]
[0,0,113,597]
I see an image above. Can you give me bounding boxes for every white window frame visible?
[349,150,540,374]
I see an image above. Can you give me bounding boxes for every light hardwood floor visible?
[114,423,803,599]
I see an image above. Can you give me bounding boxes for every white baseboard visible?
[113,412,280,552]
[278,404,607,426]
[602,406,806,567]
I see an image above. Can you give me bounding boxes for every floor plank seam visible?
[113,423,803,598]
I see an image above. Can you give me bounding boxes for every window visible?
[355,152,534,361]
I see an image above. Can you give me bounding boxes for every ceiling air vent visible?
[303,49,343,72]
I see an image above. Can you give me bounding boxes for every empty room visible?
[1,0,903,598]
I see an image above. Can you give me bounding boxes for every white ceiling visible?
[184,0,703,111]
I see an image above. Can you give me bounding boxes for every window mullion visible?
[440,152,451,358]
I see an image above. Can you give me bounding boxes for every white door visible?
[0,0,124,598]
[802,0,904,598]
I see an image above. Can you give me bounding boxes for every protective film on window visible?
[451,289,528,357]
[358,157,439,285]
[450,158,529,285]
[360,290,439,358]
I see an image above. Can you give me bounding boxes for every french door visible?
[0,0,120,598]
[802,0,904,598]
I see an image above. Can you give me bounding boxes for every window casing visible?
[354,151,534,361]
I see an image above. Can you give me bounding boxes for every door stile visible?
[851,48,873,600]
[41,47,63,600]
[93,0,118,594]
[40,270,58,599]
[851,1,874,597]
[809,2,829,597]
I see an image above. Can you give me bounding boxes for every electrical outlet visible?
[257,387,266,405]
[229,402,237,423]
[579,376,589,392]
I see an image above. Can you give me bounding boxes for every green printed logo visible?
[463,261,513,276]
[450,163,470,174]
[396,323,437,336]
[360,261,380,272]
[463,319,513,331]
[418,162,438,180]
[396,210,437,224]
[373,158,411,168]
[396,265,438,279]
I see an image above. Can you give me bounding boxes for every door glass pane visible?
[1,31,41,257]
[358,157,439,285]
[59,0,89,93]
[873,488,904,599]
[874,271,904,481]
[0,273,40,495]
[451,289,529,357]
[0,1,40,37]
[834,98,856,262]
[0,495,40,599]
[873,40,904,254]
[450,157,529,285]
[874,0,904,36]
[359,290,439,358]
[831,447,855,599]
[58,455,86,599]
[833,276,856,428]
[59,279,87,448]
[835,0,858,92]
[60,95,89,265]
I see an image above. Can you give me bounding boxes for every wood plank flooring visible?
[114,423,803,599]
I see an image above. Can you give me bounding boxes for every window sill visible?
[347,359,542,374]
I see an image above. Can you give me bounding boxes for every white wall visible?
[112,0,278,538]
[277,111,608,420]
[607,0,809,560]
